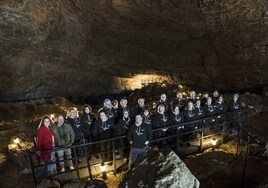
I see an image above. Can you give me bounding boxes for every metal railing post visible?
[200,124,204,152]
[236,112,241,157]
[112,139,117,174]
[81,134,93,183]
[73,146,80,179]
[29,154,37,186]
[241,136,250,188]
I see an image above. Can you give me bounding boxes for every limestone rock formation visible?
[119,148,200,188]
[1,0,268,101]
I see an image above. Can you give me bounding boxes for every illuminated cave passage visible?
[1,0,268,188]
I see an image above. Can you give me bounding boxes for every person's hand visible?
[129,141,133,145]
[36,151,41,156]
[145,141,149,145]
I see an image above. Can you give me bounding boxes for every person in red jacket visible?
[36,116,57,175]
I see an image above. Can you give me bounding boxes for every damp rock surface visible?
[119,148,200,188]
[1,1,268,101]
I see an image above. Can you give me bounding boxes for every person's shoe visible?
[69,165,74,170]
[60,167,65,172]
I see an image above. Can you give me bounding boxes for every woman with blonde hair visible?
[36,116,57,175]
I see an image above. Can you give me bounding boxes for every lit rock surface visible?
[119,148,200,188]
[1,1,268,101]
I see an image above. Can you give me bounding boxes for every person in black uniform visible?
[212,90,220,104]
[127,114,152,169]
[142,108,153,127]
[154,104,170,147]
[98,99,117,123]
[194,100,205,130]
[115,109,131,157]
[169,105,184,145]
[66,107,83,159]
[117,98,132,122]
[132,98,147,118]
[187,90,197,104]
[80,104,96,142]
[201,92,209,107]
[171,91,186,112]
[228,93,242,120]
[156,93,171,114]
[183,101,197,141]
[92,111,114,164]
[215,95,226,123]
[204,97,217,134]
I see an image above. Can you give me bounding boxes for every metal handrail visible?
[28,110,254,185]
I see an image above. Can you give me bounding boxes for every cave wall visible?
[0,0,268,101]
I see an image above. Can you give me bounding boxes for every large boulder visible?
[119,148,199,188]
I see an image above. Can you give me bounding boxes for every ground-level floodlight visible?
[100,162,107,179]
[211,138,217,151]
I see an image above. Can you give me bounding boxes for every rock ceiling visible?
[0,0,268,101]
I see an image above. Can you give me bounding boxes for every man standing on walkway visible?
[52,115,75,172]
[127,114,152,169]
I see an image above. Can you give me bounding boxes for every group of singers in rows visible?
[36,90,242,174]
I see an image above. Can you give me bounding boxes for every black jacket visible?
[127,123,152,148]
[80,113,96,141]
[92,118,114,140]
[142,114,153,126]
[66,117,82,142]
[115,117,131,136]
[170,113,184,125]
[171,98,186,112]
[154,113,170,129]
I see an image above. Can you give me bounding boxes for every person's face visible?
[57,116,64,126]
[188,102,193,110]
[123,111,129,118]
[219,96,223,103]
[138,99,145,107]
[190,91,196,98]
[233,95,238,102]
[135,115,143,125]
[70,109,76,118]
[177,92,183,99]
[144,110,149,116]
[84,107,90,114]
[174,106,180,113]
[43,118,50,127]
[207,98,212,105]
[113,101,118,107]
[213,91,219,97]
[104,100,112,109]
[99,112,107,121]
[159,106,165,113]
[121,99,127,108]
[161,94,167,101]
[203,93,209,98]
[196,101,201,107]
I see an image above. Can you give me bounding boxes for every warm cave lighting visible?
[114,74,172,90]
[13,137,20,145]
[100,162,107,179]
[153,102,156,109]
[211,138,217,151]
[178,84,183,89]
[50,114,56,123]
